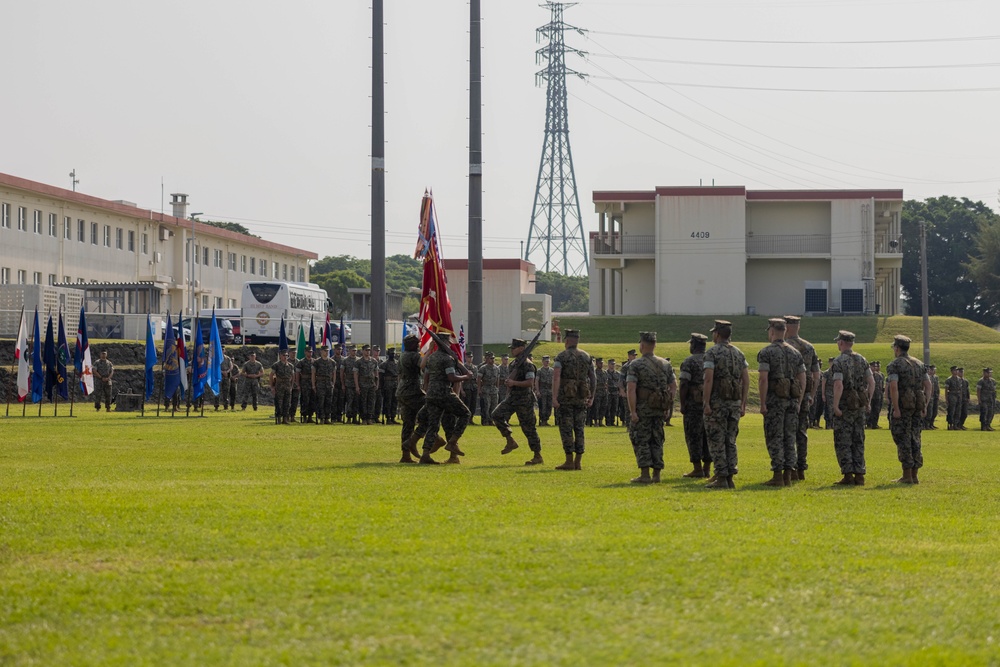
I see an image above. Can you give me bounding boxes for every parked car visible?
[163,317,235,345]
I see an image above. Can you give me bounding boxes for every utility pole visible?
[370,0,387,351]
[525,2,588,276]
[69,170,79,192]
[920,219,930,365]
[468,0,484,364]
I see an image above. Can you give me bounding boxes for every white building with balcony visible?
[590,186,904,317]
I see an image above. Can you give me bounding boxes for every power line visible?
[589,30,1000,45]
[589,75,1000,93]
[588,52,1000,71]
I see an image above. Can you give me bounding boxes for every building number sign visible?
[691,231,710,238]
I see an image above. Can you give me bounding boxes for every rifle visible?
[416,322,472,377]
[511,321,548,371]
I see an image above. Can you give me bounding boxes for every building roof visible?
[0,171,318,260]
[442,258,535,272]
[594,186,904,203]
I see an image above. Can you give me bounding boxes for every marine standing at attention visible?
[551,329,595,471]
[93,349,114,412]
[626,331,673,485]
[783,315,820,480]
[679,333,711,479]
[703,321,750,490]
[831,331,875,486]
[757,318,806,487]
[886,335,932,485]
[976,367,996,431]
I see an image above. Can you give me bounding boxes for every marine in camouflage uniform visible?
[886,335,932,484]
[976,368,996,431]
[354,345,380,425]
[493,338,543,465]
[830,330,875,485]
[497,355,510,404]
[810,359,825,428]
[618,349,637,425]
[703,320,749,489]
[591,358,608,426]
[461,356,478,425]
[477,354,500,426]
[783,315,820,479]
[396,334,433,463]
[679,333,711,478]
[93,350,114,411]
[381,349,400,424]
[822,359,836,429]
[924,365,939,429]
[313,347,336,424]
[552,330,595,470]
[944,367,962,429]
[341,347,359,424]
[757,318,806,487]
[215,353,235,410]
[270,350,295,424]
[420,341,472,464]
[331,346,345,422]
[867,361,885,429]
[663,357,675,427]
[626,331,672,484]
[604,359,620,426]
[535,356,554,426]
[371,347,384,421]
[960,368,971,429]
[240,353,264,410]
[296,349,316,423]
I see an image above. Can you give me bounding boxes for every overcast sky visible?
[2,0,998,271]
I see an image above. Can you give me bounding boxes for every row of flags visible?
[144,310,225,402]
[13,306,92,404]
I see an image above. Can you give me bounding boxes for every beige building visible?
[591,186,904,317]
[0,172,317,317]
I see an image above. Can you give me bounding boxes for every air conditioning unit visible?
[159,227,173,241]
[194,280,201,288]
[153,252,162,263]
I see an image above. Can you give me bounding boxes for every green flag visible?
[296,322,307,361]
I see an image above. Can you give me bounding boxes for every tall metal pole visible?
[468,0,484,364]
[370,0,387,351]
[920,220,930,364]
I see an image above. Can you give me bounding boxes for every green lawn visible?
[2,409,999,665]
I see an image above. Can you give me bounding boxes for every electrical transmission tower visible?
[525,2,588,276]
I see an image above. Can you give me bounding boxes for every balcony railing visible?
[874,233,902,254]
[591,233,655,256]
[746,234,830,255]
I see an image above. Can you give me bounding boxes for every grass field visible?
[2,408,999,665]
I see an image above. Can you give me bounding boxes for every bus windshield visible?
[248,283,281,304]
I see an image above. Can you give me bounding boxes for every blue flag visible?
[56,311,70,400]
[308,316,316,353]
[193,318,207,400]
[209,308,222,395]
[76,306,94,396]
[145,314,158,400]
[43,315,57,400]
[162,312,181,401]
[338,315,346,347]
[278,314,289,352]
[31,308,44,404]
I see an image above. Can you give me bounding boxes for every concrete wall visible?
[446,264,548,344]
[745,259,831,316]
[746,201,831,236]
[656,195,746,315]
[830,199,869,311]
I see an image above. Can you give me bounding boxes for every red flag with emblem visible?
[414,191,461,358]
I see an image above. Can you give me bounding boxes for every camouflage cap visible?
[607,358,615,363]
[928,365,936,369]
[710,320,732,332]
[404,332,419,341]
[509,338,526,349]
[563,329,580,338]
[892,334,911,348]
[639,331,657,344]
[835,330,856,342]
[595,357,604,363]
[950,365,958,371]
[484,351,495,358]
[985,367,993,372]
[361,344,371,351]
[958,367,965,371]
[542,355,550,360]
[627,349,637,356]
[766,318,787,331]
[689,333,708,344]
[783,315,801,323]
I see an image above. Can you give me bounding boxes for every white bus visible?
[241,281,330,345]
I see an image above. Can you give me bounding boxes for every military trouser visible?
[833,409,866,474]
[215,377,231,409]
[480,391,498,426]
[398,393,428,449]
[811,394,824,426]
[462,386,477,423]
[665,396,674,424]
[605,394,618,426]
[289,387,299,420]
[315,383,332,421]
[682,410,711,465]
[538,391,552,425]
[492,394,541,453]
[960,399,970,427]
[556,404,586,454]
[383,381,398,422]
[332,384,344,422]
[795,398,812,471]
[274,385,292,420]
[345,388,358,422]
[925,395,938,428]
[591,395,607,426]
[359,385,376,422]
[867,396,883,428]
[95,381,113,410]
[241,380,260,409]
[764,396,798,471]
[422,392,470,453]
[890,408,924,470]
[980,397,995,428]
[629,414,665,470]
[619,395,628,425]
[824,392,835,427]
[705,400,741,477]
[945,394,960,426]
[373,387,383,423]
[298,386,314,420]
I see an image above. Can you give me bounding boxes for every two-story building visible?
[590,186,903,317]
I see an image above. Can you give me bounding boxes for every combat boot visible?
[444,435,465,457]
[430,435,447,453]
[651,469,661,484]
[683,462,704,478]
[796,469,806,481]
[763,471,784,487]
[524,452,544,466]
[911,468,920,484]
[555,453,575,470]
[399,450,418,464]
[895,467,914,484]
[727,475,736,489]
[418,452,440,465]
[444,452,461,464]
[574,452,583,470]
[854,473,865,486]
[500,435,519,455]
[705,476,728,489]
[835,473,855,485]
[630,468,653,484]
[783,469,795,486]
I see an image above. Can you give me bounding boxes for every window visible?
[260,258,268,277]
[103,225,111,247]
[205,247,212,266]
[64,216,72,240]
[194,244,200,264]
[273,262,279,280]
[77,277,85,284]
[18,207,27,231]
[214,297,223,308]
[228,298,237,309]
[804,289,828,313]
[48,274,57,286]
[141,233,148,254]
[250,257,256,275]
[128,230,135,252]
[78,219,85,242]
[115,228,123,249]
[63,275,71,283]
[241,255,247,273]
[228,252,237,271]
[202,295,209,309]
[1,268,9,284]
[49,213,57,237]
[841,289,864,313]
[298,268,305,282]
[91,222,98,245]
[17,270,27,284]
[282,264,288,280]
[33,272,42,284]
[33,210,42,234]
[214,249,223,268]
[1,203,9,228]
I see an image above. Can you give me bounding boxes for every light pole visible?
[189,213,203,317]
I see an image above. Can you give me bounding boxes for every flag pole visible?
[4,307,20,417]
[69,366,75,417]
